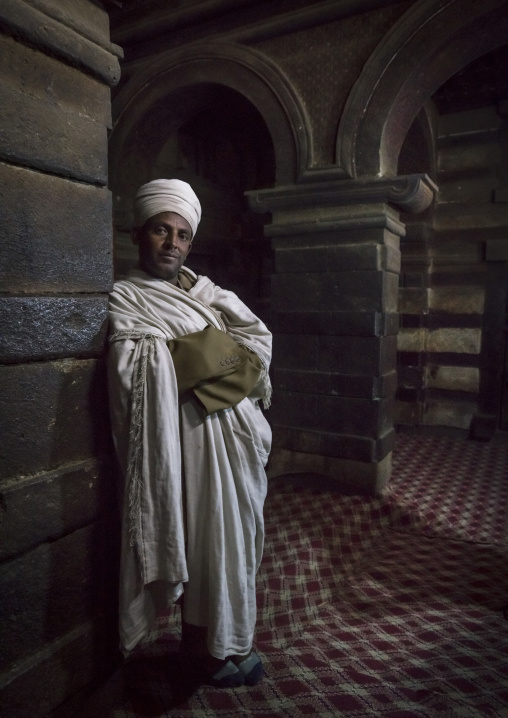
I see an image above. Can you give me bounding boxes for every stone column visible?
[248,174,436,494]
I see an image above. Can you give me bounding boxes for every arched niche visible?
[109,42,311,194]
[108,44,310,316]
[337,0,508,178]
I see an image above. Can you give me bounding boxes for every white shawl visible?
[108,267,272,658]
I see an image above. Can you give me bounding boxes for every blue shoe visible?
[235,651,263,686]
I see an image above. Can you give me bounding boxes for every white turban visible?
[133,179,202,237]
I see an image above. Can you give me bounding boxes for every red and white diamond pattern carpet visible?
[114,429,508,718]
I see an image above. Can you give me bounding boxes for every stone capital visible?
[246,173,438,215]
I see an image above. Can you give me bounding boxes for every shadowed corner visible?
[121,651,205,716]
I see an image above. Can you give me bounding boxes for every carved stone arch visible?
[337,0,508,179]
[109,42,311,191]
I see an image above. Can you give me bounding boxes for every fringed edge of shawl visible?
[109,330,159,555]
[261,368,272,410]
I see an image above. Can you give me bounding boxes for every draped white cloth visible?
[108,267,272,659]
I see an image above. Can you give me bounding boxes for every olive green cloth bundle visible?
[168,325,263,415]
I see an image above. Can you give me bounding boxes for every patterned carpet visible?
[111,429,508,718]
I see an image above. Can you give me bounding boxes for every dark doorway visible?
[113,84,275,322]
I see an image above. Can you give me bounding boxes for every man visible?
[108,179,272,688]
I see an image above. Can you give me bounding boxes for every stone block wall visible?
[433,106,508,432]
[0,2,122,715]
[396,103,508,432]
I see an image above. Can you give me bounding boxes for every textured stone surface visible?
[0,162,113,293]
[272,368,397,400]
[0,80,108,184]
[438,138,500,174]
[0,296,109,363]
[438,173,497,204]
[256,5,408,166]
[317,335,397,375]
[0,459,116,562]
[1,625,89,716]
[428,286,485,314]
[273,334,397,375]
[272,425,395,463]
[424,399,477,430]
[438,106,504,139]
[267,448,393,494]
[0,359,110,481]
[485,239,508,261]
[394,399,424,426]
[0,618,118,718]
[435,202,508,232]
[397,328,426,352]
[430,99,508,434]
[269,202,403,232]
[270,225,401,250]
[426,233,484,264]
[274,243,401,273]
[25,0,112,48]
[273,310,399,337]
[398,287,429,314]
[272,271,399,312]
[0,6,117,716]
[0,0,121,86]
[270,392,394,439]
[50,664,124,718]
[266,209,400,484]
[427,328,482,354]
[426,365,480,393]
[397,365,425,390]
[0,34,112,127]
[0,520,117,670]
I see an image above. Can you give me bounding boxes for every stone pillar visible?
[396,219,433,427]
[248,175,436,494]
[0,2,122,716]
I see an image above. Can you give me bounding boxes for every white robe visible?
[108,267,272,659]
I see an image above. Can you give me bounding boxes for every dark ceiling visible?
[433,44,508,114]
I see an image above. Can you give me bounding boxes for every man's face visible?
[134,211,193,283]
